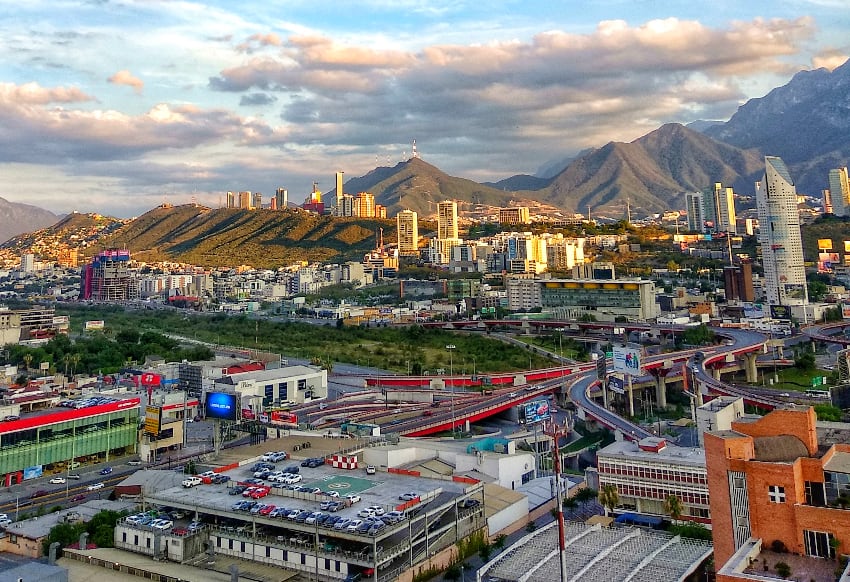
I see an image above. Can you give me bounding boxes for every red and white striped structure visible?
[329,454,358,470]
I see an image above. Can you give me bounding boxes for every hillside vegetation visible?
[97,204,397,268]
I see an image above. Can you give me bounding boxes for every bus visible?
[805,389,831,399]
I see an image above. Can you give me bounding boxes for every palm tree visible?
[663,494,683,524]
[599,484,620,517]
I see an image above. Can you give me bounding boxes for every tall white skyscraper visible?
[396,210,419,255]
[757,156,807,307]
[685,192,705,232]
[335,171,344,215]
[710,183,737,234]
[828,167,850,217]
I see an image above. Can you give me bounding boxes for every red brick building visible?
[706,408,850,580]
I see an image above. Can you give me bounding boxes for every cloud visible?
[812,49,849,70]
[236,33,283,53]
[240,92,277,106]
[0,82,94,105]
[108,69,144,94]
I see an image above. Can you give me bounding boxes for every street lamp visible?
[446,344,456,436]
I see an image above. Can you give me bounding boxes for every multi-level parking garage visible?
[115,456,485,581]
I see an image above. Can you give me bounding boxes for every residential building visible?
[506,277,541,311]
[20,253,35,273]
[706,407,850,580]
[695,396,745,446]
[829,167,850,217]
[226,191,235,208]
[354,192,375,218]
[723,260,755,302]
[686,192,706,232]
[822,188,833,215]
[596,437,710,523]
[710,182,737,234]
[499,207,530,225]
[757,156,807,307]
[335,171,344,214]
[274,188,288,210]
[81,249,138,302]
[252,192,263,210]
[238,191,252,210]
[437,201,459,240]
[546,236,585,272]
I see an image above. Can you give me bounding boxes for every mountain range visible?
[0,197,59,244]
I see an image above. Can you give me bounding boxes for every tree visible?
[598,484,619,516]
[575,487,597,504]
[493,534,507,550]
[443,563,462,581]
[663,494,683,523]
[808,280,828,302]
[478,541,492,562]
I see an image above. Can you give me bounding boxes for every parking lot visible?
[304,474,377,496]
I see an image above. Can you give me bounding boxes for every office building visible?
[252,192,263,210]
[499,207,530,225]
[238,191,252,210]
[335,171,344,214]
[538,279,658,321]
[396,210,419,255]
[723,260,755,302]
[756,156,807,307]
[437,201,459,240]
[685,192,706,232]
[275,188,288,210]
[596,437,710,523]
[706,408,850,580]
[81,249,138,302]
[829,167,850,217]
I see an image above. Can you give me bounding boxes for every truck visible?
[182,476,202,488]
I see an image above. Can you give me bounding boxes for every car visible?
[306,487,322,494]
[182,476,202,488]
[49,477,66,484]
[305,511,324,525]
[508,392,517,397]
[151,519,174,530]
[398,492,418,501]
[250,503,268,515]
[334,518,352,531]
[128,460,142,466]
[282,465,300,474]
[329,501,346,512]
[294,510,312,523]
[67,474,81,480]
[187,520,203,532]
[365,465,376,475]
[254,469,272,479]
[250,487,270,499]
[322,490,340,498]
[260,504,276,516]
[125,513,147,525]
[356,519,376,533]
[231,501,246,510]
[171,527,189,536]
[244,477,264,485]
[3,415,20,422]
[459,498,480,509]
[71,494,86,502]
[367,521,386,536]
[31,489,49,498]
[367,505,385,516]
[283,474,303,485]
[357,507,376,518]
[269,507,288,518]
[212,474,231,484]
[198,471,216,479]
[381,511,405,524]
[346,519,364,532]
[99,467,113,475]
[87,482,105,491]
[320,500,335,510]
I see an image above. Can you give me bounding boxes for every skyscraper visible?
[252,192,263,210]
[354,192,375,217]
[437,200,458,240]
[275,188,288,210]
[396,210,419,255]
[828,167,850,217]
[710,182,737,234]
[335,171,344,215]
[238,191,252,209]
[685,192,705,232]
[757,156,806,307]
[226,191,235,209]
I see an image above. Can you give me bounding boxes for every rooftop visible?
[3,499,136,540]
[597,439,706,468]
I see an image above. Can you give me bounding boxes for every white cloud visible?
[108,70,144,94]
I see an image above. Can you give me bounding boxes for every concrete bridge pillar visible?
[744,353,758,383]
[655,374,667,410]
[711,363,722,381]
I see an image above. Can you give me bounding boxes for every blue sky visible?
[0,0,847,217]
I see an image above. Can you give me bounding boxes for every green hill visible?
[98,204,396,268]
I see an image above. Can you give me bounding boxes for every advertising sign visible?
[606,375,625,394]
[84,320,105,331]
[784,284,806,300]
[23,465,43,480]
[140,373,162,387]
[818,239,834,250]
[845,240,850,254]
[743,304,766,319]
[770,305,792,320]
[842,304,850,319]
[144,405,162,436]
[612,344,642,376]
[523,399,551,424]
[206,391,239,421]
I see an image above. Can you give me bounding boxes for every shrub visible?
[775,561,791,578]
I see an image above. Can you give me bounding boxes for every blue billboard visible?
[206,391,239,421]
[523,399,551,424]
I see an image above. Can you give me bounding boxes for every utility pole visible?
[544,419,569,582]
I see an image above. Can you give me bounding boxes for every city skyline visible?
[0,1,848,217]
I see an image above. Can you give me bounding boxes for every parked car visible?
[282,465,300,474]
[294,510,312,523]
[365,465,376,475]
[320,500,335,510]
[346,519,364,532]
[334,518,352,531]
[171,527,189,536]
[367,521,386,536]
[358,507,376,519]
[128,460,143,466]
[322,490,340,498]
[367,505,385,516]
[459,498,481,509]
[151,519,174,530]
[182,476,202,488]
[260,504,277,516]
[305,511,324,525]
[381,511,405,524]
[399,492,418,501]
[346,494,361,504]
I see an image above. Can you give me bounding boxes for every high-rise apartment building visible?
[823,188,834,214]
[723,260,755,303]
[226,191,235,209]
[396,210,419,255]
[339,194,355,217]
[81,249,138,302]
[252,192,263,210]
[710,182,737,234]
[685,192,706,232]
[437,201,459,240]
[335,172,344,215]
[757,156,807,306]
[275,188,288,210]
[829,167,850,217]
[20,253,35,273]
[238,191,252,210]
[354,192,375,218]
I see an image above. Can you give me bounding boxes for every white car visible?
[365,465,376,475]
[49,477,66,484]
[346,519,364,532]
[87,482,105,491]
[399,492,418,501]
[322,490,340,498]
[357,507,376,518]
[345,494,361,504]
[283,474,303,485]
[367,505,385,516]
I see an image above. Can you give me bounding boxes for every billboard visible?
[842,304,850,319]
[606,375,625,394]
[818,239,834,250]
[23,465,43,480]
[84,320,105,331]
[845,240,850,254]
[612,344,642,376]
[140,373,162,387]
[770,304,792,320]
[144,405,162,436]
[784,284,806,300]
[206,391,239,421]
[522,399,551,424]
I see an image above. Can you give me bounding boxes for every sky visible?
[0,1,848,218]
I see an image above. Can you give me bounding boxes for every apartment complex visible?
[81,249,138,301]
[396,209,419,255]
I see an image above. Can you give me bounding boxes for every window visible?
[689,507,710,518]
[769,485,786,503]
